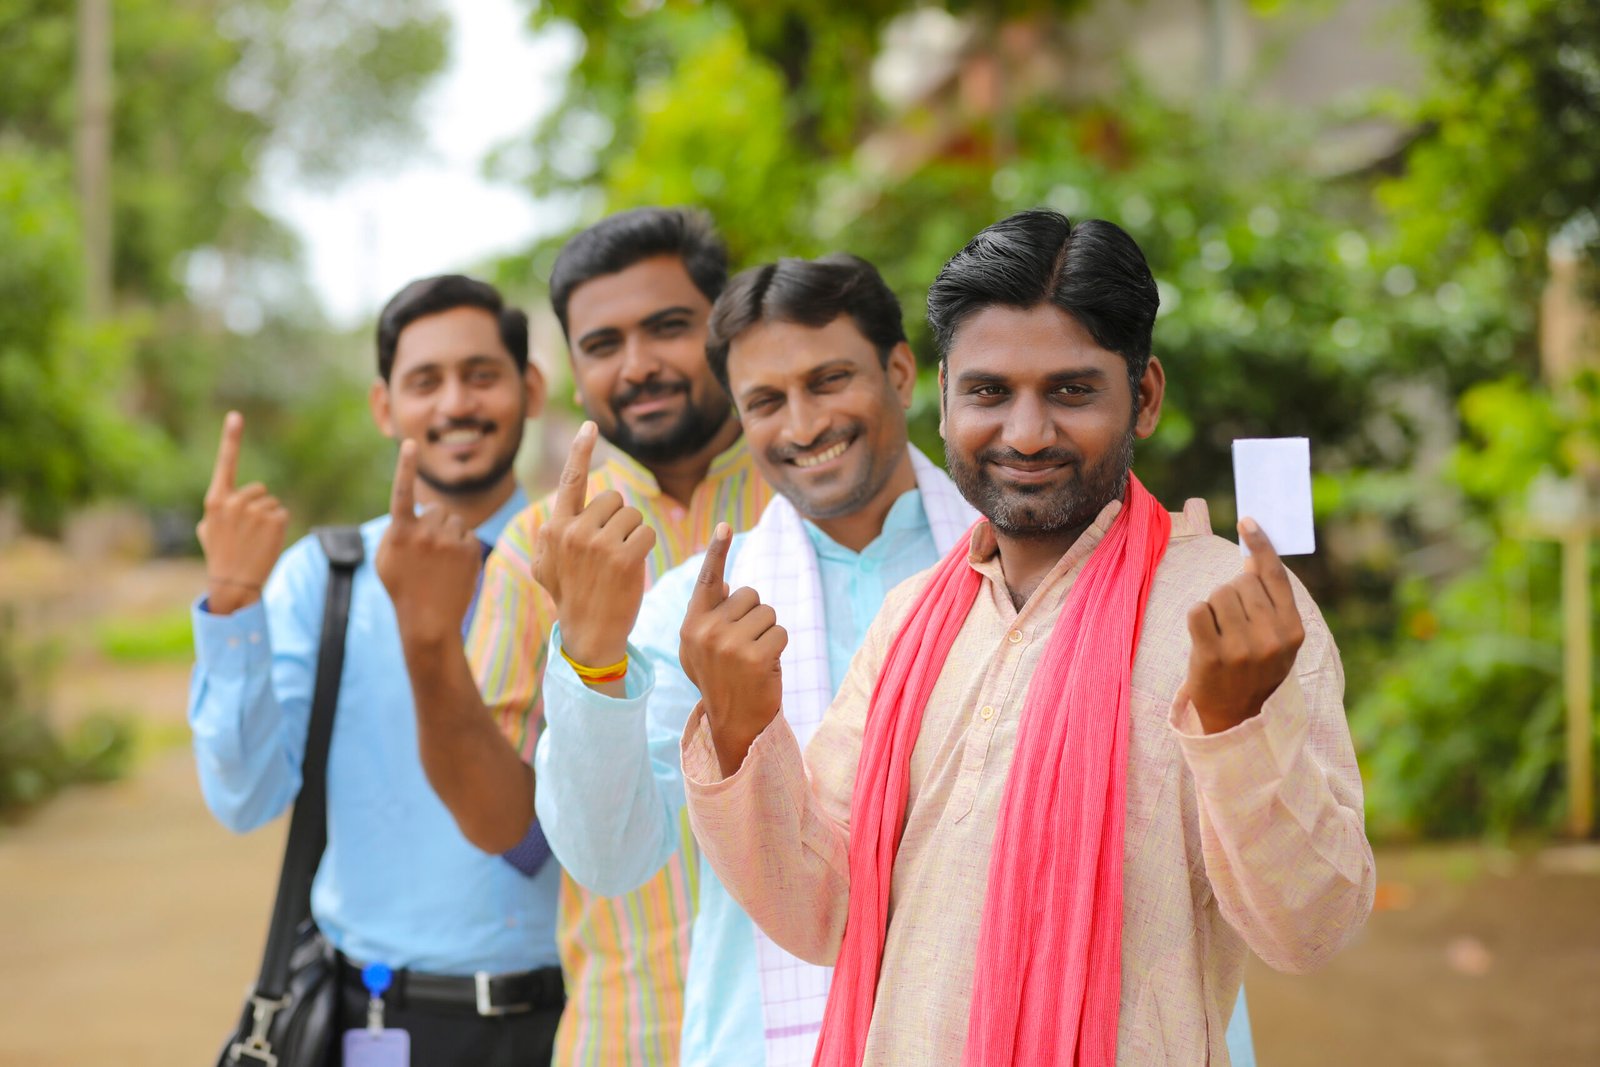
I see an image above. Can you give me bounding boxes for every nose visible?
[784,389,831,450]
[439,375,477,420]
[1001,392,1056,456]
[619,333,663,385]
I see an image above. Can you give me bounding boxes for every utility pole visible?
[75,0,112,320]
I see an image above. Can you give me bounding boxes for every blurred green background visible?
[5,0,1600,849]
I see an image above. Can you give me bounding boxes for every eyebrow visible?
[736,358,857,406]
[954,365,1110,388]
[575,305,696,352]
[400,353,505,379]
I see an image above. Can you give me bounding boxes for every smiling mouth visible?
[433,426,489,446]
[791,438,852,469]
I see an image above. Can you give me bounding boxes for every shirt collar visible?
[803,489,929,564]
[966,496,1124,587]
[603,432,754,501]
[474,485,529,546]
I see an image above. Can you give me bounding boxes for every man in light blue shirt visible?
[188,275,565,1065]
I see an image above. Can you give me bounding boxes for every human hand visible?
[532,421,656,669]
[196,412,288,615]
[678,523,786,777]
[1183,518,1306,734]
[375,439,483,646]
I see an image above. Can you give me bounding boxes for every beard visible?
[945,427,1135,539]
[417,417,524,499]
[764,421,898,522]
[600,379,732,464]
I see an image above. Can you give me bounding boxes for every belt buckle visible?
[474,971,526,1017]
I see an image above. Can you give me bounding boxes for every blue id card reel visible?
[344,963,409,1067]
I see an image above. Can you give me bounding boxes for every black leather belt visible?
[339,955,564,1017]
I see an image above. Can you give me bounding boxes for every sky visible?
[262,0,578,327]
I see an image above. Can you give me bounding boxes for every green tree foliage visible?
[0,0,448,532]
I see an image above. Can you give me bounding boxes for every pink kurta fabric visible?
[682,497,1375,1066]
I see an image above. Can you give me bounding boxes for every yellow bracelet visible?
[560,646,629,683]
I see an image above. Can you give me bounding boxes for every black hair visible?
[705,253,908,391]
[375,274,529,381]
[548,207,728,338]
[926,210,1159,394]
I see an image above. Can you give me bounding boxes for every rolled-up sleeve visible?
[1170,596,1375,974]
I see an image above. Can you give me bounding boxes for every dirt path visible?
[2,546,1597,1065]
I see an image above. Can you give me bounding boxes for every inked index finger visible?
[554,421,598,517]
[390,439,419,523]
[1239,518,1292,602]
[208,411,243,498]
[691,523,732,610]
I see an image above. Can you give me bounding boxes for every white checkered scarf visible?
[729,446,978,1066]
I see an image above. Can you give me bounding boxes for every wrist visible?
[206,580,260,615]
[1192,699,1260,735]
[559,630,629,673]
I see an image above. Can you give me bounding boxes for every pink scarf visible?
[812,476,1171,1066]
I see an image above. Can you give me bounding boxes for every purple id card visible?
[343,1028,410,1067]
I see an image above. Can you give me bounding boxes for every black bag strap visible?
[250,525,364,1001]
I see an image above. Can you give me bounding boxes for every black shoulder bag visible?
[218,526,364,1067]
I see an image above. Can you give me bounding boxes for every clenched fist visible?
[532,421,656,671]
[376,439,484,645]
[196,412,288,615]
[678,524,787,777]
[1184,518,1307,734]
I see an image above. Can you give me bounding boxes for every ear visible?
[937,362,948,439]
[369,378,396,438]
[522,361,548,420]
[885,342,917,408]
[1134,355,1166,440]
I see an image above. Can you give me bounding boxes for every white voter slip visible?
[1231,437,1315,557]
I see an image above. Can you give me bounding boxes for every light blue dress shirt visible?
[188,488,561,975]
[535,488,1257,1064]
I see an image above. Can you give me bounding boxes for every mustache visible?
[978,446,1079,467]
[769,426,858,464]
[426,418,497,442]
[612,379,688,412]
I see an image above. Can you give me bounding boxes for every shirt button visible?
[227,637,240,649]
[249,632,262,645]
[1008,630,1023,644]
[979,705,995,721]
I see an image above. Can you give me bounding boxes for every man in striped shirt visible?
[388,207,773,1063]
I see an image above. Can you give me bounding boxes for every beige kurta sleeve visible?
[681,580,916,966]
[1169,585,1376,974]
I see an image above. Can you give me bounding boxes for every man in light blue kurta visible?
[539,488,949,1058]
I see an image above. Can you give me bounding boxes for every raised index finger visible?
[691,523,732,611]
[390,439,419,523]
[208,411,243,498]
[1239,518,1293,603]
[554,421,598,517]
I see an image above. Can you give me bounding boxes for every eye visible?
[969,384,1006,398]
[652,318,690,337]
[745,394,781,416]
[1053,383,1094,399]
[815,371,851,391]
[469,368,501,385]
[407,374,440,394]
[582,339,619,359]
